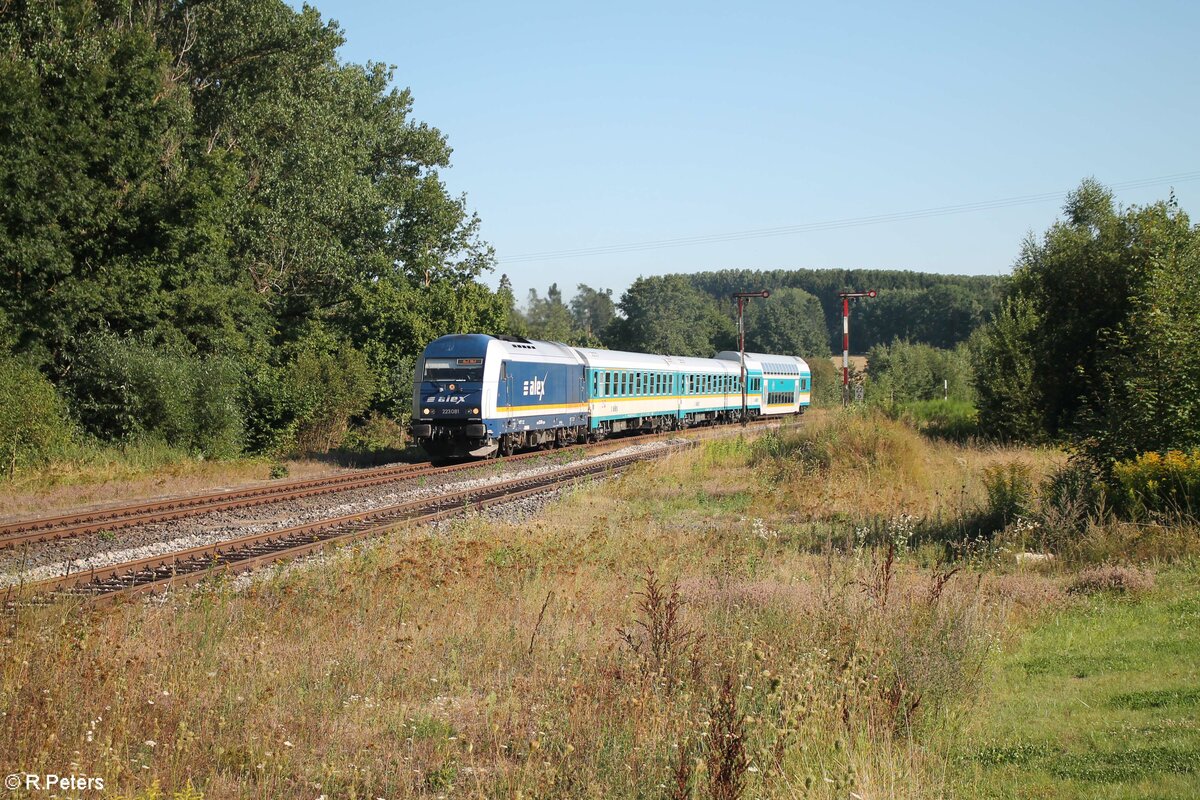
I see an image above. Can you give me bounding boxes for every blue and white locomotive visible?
[410,334,811,458]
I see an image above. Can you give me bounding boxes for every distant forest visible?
[515,269,1003,358]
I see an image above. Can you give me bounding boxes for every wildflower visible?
[144,740,157,748]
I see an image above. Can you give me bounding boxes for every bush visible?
[867,339,975,405]
[1038,459,1104,539]
[752,409,925,481]
[342,412,408,453]
[898,399,980,442]
[68,334,243,458]
[807,355,841,407]
[979,462,1033,534]
[1113,450,1200,520]
[0,358,74,477]
[240,341,376,456]
[285,343,376,453]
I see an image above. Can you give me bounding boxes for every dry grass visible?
[0,457,349,521]
[749,410,1061,524]
[1067,564,1155,595]
[0,422,1075,800]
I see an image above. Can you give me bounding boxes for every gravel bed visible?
[0,440,675,588]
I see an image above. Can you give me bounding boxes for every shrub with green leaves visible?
[867,339,975,406]
[67,335,242,458]
[1113,450,1200,520]
[981,462,1033,532]
[0,358,73,477]
[240,340,376,456]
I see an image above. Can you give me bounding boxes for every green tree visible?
[867,339,975,405]
[744,287,828,357]
[607,275,734,356]
[1,0,506,453]
[969,296,1046,442]
[570,284,615,339]
[497,274,527,337]
[972,180,1200,464]
[524,284,576,342]
[0,357,73,477]
[1079,212,1200,465]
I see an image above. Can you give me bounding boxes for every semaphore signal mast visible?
[837,289,876,407]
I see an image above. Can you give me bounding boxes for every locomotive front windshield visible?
[423,358,484,382]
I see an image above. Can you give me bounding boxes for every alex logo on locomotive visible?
[522,375,547,400]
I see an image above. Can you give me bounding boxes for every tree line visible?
[511,268,996,362]
[1,0,512,469]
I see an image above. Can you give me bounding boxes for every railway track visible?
[9,442,686,607]
[0,418,785,551]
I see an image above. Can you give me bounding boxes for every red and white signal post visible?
[837,289,876,407]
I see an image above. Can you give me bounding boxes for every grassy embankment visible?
[1,409,1196,798]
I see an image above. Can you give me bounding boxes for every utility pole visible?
[837,289,876,407]
[733,291,770,425]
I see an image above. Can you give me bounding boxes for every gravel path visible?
[0,440,674,588]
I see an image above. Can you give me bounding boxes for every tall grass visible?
[6,413,1185,798]
[0,428,1063,799]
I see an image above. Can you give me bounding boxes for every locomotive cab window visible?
[423,358,484,383]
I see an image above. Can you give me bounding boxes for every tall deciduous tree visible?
[972,180,1200,465]
[0,0,509,454]
[607,275,734,356]
[743,287,829,358]
[570,284,615,336]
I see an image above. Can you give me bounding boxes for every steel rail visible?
[12,443,687,607]
[0,418,786,550]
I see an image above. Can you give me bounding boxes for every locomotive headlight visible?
[472,407,480,415]
[449,383,456,391]
[422,408,431,416]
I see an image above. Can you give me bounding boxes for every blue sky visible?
[298,0,1199,302]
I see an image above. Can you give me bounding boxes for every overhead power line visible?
[497,171,1200,265]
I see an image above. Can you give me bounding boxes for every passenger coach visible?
[411,335,811,459]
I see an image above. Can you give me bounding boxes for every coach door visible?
[498,361,511,412]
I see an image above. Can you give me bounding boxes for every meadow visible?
[0,410,1195,798]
